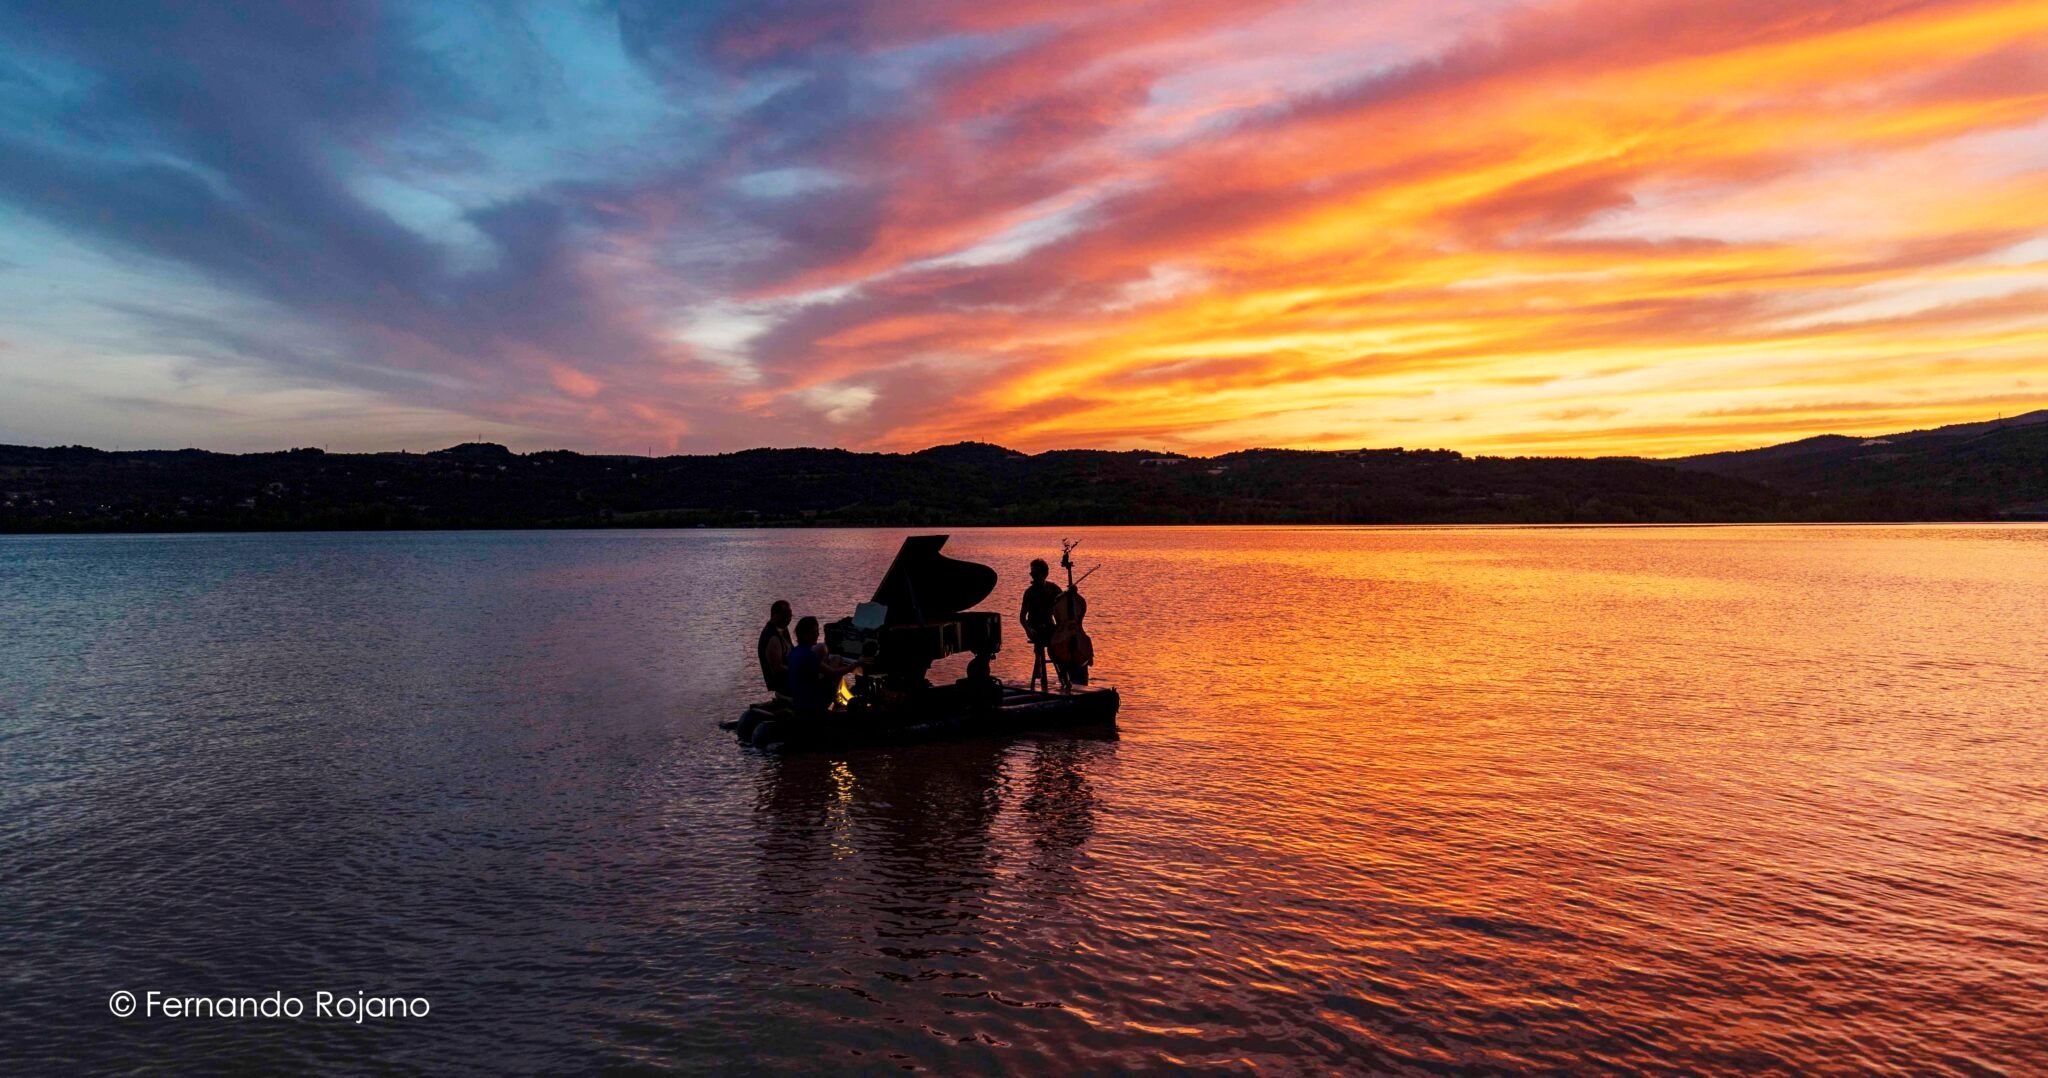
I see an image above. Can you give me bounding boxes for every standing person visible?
[1019,559,1064,691]
[757,600,793,697]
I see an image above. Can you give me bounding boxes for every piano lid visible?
[871,535,997,625]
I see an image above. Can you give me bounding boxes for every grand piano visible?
[825,534,1003,684]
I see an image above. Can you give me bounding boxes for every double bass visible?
[1048,540,1094,686]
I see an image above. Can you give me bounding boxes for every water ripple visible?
[2,526,2045,1072]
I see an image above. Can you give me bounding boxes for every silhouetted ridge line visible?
[1673,411,2048,519]
[4,412,2046,532]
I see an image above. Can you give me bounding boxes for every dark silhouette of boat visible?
[730,535,1120,752]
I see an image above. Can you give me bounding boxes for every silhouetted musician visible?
[1020,558,1063,691]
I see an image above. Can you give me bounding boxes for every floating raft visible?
[728,684,1119,753]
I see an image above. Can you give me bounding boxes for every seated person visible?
[963,649,1003,708]
[1019,558,1063,689]
[787,616,854,718]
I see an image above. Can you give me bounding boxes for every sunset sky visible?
[1,1,2045,457]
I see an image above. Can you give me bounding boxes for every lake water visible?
[3,526,2045,1073]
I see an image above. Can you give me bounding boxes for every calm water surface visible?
[3,526,2045,1074]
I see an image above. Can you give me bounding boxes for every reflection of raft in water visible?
[730,533,1120,753]
[729,684,1120,753]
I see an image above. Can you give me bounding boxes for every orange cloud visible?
[550,364,604,400]
[710,0,2048,457]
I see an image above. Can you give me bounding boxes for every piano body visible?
[825,535,1003,686]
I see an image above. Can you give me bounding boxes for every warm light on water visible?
[3,526,2044,1071]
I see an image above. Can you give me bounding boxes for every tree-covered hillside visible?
[2,440,1798,531]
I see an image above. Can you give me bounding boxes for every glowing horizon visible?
[1,1,2044,458]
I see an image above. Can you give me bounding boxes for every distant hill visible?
[4,414,2043,532]
[2,441,1790,532]
[1672,410,2048,520]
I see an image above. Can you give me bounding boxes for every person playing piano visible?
[788,615,854,719]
